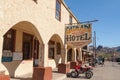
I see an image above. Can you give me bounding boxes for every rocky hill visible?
[89,45,120,58]
[96,46,120,53]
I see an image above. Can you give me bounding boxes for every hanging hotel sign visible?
[65,23,92,48]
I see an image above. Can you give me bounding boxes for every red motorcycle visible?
[70,64,93,79]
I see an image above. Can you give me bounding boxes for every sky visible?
[64,0,120,47]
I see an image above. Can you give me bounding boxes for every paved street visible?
[63,61,120,80]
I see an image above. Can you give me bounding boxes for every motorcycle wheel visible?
[85,71,92,79]
[71,71,78,78]
[88,70,93,76]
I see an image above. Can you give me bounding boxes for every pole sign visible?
[65,23,92,48]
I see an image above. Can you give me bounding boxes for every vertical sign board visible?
[65,23,92,48]
[13,52,23,60]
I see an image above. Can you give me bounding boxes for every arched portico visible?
[1,21,44,77]
[63,45,83,69]
[66,45,80,62]
[67,48,73,62]
[48,34,64,68]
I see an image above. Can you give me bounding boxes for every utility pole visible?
[93,31,96,59]
[80,20,98,59]
[67,20,98,59]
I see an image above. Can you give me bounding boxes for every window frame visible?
[69,15,72,24]
[48,40,55,59]
[56,42,61,55]
[3,29,16,52]
[33,0,37,4]
[22,33,33,60]
[67,49,72,62]
[55,0,61,21]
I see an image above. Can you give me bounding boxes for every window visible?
[23,33,33,60]
[49,48,54,59]
[33,39,39,59]
[48,40,55,59]
[3,29,16,52]
[76,50,79,60]
[69,15,72,24]
[33,0,37,4]
[55,0,61,21]
[56,42,61,55]
[67,49,72,61]
[33,39,39,67]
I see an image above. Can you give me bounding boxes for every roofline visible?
[60,0,80,23]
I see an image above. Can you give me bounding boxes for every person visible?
[88,59,92,66]
[111,56,116,66]
[98,57,103,66]
[94,58,98,67]
[102,57,105,66]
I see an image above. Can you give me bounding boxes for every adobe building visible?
[0,0,92,79]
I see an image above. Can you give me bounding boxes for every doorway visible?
[23,33,33,60]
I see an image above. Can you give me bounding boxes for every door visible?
[33,39,39,67]
[23,42,31,59]
[23,33,33,60]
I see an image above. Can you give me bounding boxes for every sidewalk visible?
[52,72,66,80]
[10,68,66,80]
[11,61,120,80]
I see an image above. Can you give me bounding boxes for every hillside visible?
[89,45,120,58]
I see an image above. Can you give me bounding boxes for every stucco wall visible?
[0,0,78,43]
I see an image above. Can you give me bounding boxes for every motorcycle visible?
[69,64,93,79]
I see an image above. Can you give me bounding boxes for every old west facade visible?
[0,0,92,78]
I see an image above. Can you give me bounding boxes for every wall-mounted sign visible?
[2,50,13,62]
[13,52,23,60]
[65,23,92,48]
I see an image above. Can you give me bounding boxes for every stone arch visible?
[13,21,43,44]
[67,46,80,62]
[1,21,44,77]
[48,34,64,68]
[66,45,74,62]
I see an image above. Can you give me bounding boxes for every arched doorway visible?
[1,21,43,77]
